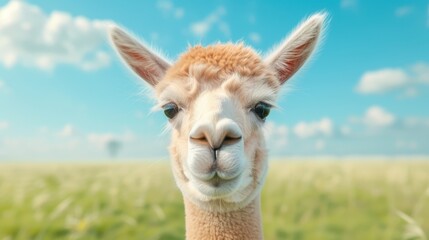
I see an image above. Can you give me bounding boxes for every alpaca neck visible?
[184,197,263,240]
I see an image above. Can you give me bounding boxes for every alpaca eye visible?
[162,103,179,119]
[252,102,271,121]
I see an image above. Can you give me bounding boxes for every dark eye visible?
[162,103,179,119]
[252,102,271,121]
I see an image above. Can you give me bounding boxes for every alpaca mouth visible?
[194,173,241,198]
[185,145,246,199]
[207,174,234,187]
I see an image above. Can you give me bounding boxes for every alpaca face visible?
[156,60,279,210]
[110,12,327,211]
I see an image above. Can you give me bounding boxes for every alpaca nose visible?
[189,118,242,149]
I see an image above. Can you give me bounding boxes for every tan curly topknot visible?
[167,43,265,79]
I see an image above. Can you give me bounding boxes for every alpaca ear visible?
[109,26,171,86]
[264,12,327,84]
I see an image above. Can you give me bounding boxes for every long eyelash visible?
[262,101,278,109]
[151,101,176,112]
[247,101,276,110]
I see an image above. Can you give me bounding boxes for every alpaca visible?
[110,12,327,240]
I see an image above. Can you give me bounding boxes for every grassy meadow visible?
[0,160,428,240]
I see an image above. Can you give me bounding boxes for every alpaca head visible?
[110,13,327,211]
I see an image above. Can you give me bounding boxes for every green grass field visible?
[0,161,428,240]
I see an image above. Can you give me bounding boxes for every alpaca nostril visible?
[189,123,214,147]
[190,134,242,149]
[221,135,242,147]
[216,118,242,147]
[189,119,242,148]
[190,134,211,146]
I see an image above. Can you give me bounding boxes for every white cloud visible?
[363,106,395,128]
[264,121,288,148]
[190,6,228,38]
[0,121,9,130]
[341,0,357,9]
[355,63,429,96]
[58,124,75,137]
[0,1,113,71]
[249,32,261,44]
[157,0,185,19]
[395,6,413,17]
[356,68,409,94]
[293,118,333,139]
[349,108,428,138]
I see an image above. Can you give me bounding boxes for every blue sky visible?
[0,0,428,160]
